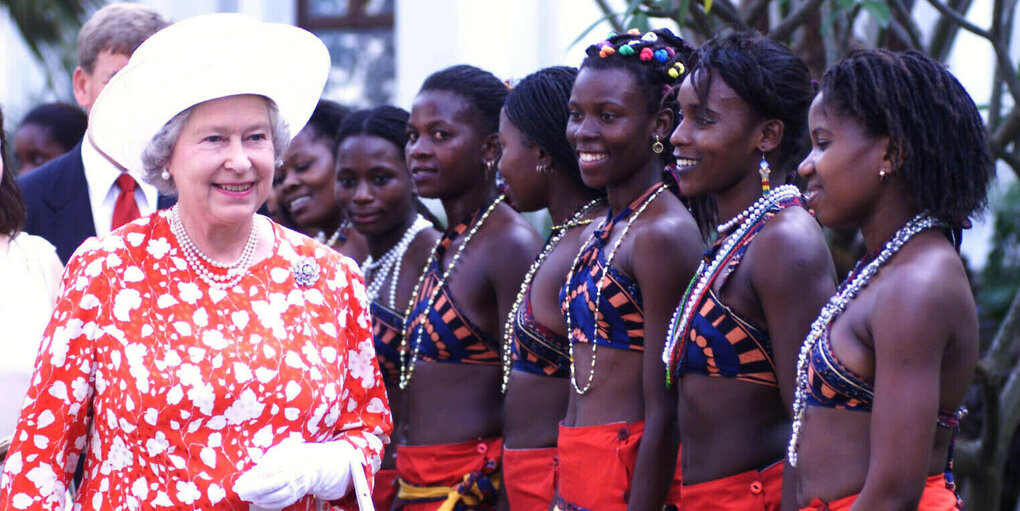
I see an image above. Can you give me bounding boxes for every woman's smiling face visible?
[798,92,891,229]
[168,94,275,230]
[566,66,660,190]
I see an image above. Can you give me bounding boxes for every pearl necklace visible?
[662,184,800,384]
[716,204,754,233]
[169,206,259,290]
[501,198,605,394]
[565,184,668,395]
[364,215,433,309]
[398,195,505,390]
[787,213,942,467]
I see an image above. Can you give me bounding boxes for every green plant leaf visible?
[631,11,651,32]
[568,11,630,50]
[861,0,892,27]
[677,0,691,27]
[834,0,856,11]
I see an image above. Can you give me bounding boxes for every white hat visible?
[88,13,330,173]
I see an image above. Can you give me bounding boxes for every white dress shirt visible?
[82,129,160,237]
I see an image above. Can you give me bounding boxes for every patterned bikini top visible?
[404,207,500,366]
[510,279,570,377]
[371,301,403,384]
[807,324,962,427]
[559,188,658,352]
[671,197,803,386]
[807,322,966,494]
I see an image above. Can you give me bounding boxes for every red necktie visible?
[111,173,141,230]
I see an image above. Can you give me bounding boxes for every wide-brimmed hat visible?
[88,13,330,173]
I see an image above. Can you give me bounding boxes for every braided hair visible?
[819,49,993,231]
[689,32,814,181]
[305,99,351,155]
[504,66,587,187]
[420,64,508,136]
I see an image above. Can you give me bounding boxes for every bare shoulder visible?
[477,202,542,253]
[874,233,974,325]
[631,193,704,252]
[404,227,442,267]
[629,194,704,277]
[750,207,833,281]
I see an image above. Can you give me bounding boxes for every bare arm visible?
[750,215,836,511]
[849,267,959,511]
[628,213,703,511]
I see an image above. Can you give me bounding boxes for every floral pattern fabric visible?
[0,211,393,510]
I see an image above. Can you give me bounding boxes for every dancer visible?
[792,49,992,510]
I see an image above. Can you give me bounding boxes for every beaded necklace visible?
[398,195,506,390]
[169,205,259,290]
[787,213,943,467]
[500,198,605,394]
[564,183,668,395]
[364,215,433,309]
[662,184,800,386]
[315,219,351,247]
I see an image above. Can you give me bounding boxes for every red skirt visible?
[555,421,682,511]
[393,438,502,511]
[678,460,783,510]
[800,474,960,510]
[373,468,398,511]
[503,446,557,511]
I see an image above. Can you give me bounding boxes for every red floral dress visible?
[0,211,393,510]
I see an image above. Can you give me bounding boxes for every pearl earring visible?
[161,169,171,181]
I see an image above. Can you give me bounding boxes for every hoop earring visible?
[758,151,771,196]
[652,135,664,154]
[161,169,171,181]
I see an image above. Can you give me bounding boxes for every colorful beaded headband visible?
[593,29,689,82]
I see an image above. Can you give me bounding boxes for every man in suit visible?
[18,3,172,263]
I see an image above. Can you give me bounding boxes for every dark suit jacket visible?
[18,143,175,264]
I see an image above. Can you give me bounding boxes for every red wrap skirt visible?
[555,421,682,511]
[800,474,960,510]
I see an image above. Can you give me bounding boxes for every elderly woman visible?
[0,14,391,511]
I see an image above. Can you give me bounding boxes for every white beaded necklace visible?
[398,195,505,390]
[500,198,605,394]
[565,184,668,395]
[787,213,942,467]
[315,219,350,247]
[364,214,433,309]
[169,206,259,290]
[661,184,800,383]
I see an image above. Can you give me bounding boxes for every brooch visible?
[292,256,320,287]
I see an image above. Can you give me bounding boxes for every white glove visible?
[235,439,359,509]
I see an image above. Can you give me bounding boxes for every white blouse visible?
[0,232,62,441]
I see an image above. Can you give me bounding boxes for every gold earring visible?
[652,135,664,154]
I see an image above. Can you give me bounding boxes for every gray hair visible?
[77,3,170,73]
[141,97,290,195]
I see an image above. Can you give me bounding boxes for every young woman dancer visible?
[792,49,992,511]
[557,29,704,511]
[663,32,837,510]
[275,99,368,261]
[395,65,542,510]
[334,105,441,511]
[497,66,606,510]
